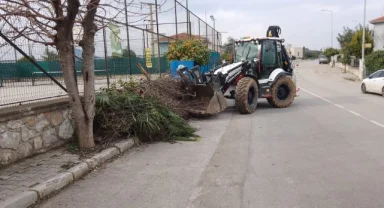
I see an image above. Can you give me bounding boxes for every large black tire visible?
[382,87,384,97]
[235,77,258,114]
[267,76,296,108]
[361,83,367,94]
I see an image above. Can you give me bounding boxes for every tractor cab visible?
[234,38,292,80]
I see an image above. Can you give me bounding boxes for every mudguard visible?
[259,68,291,85]
[268,68,291,83]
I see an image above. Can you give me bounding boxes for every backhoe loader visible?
[178,26,298,116]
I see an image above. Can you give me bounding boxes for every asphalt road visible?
[39,60,384,208]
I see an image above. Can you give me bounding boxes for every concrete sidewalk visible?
[0,139,135,208]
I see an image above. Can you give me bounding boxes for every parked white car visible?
[361,69,384,96]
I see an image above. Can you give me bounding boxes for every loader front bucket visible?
[176,65,227,116]
[187,84,228,116]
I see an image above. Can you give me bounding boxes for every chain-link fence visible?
[0,0,222,109]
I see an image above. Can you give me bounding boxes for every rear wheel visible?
[361,83,367,94]
[382,87,384,97]
[268,76,296,108]
[235,77,258,114]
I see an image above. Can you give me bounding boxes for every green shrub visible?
[365,50,384,75]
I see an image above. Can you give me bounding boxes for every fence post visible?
[198,19,201,37]
[174,0,178,39]
[155,0,161,76]
[124,0,132,75]
[206,23,208,47]
[14,48,17,62]
[102,22,110,88]
[143,29,146,58]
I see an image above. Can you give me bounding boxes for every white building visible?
[290,47,304,59]
[369,16,384,51]
[285,44,292,56]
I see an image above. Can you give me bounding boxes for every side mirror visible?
[369,75,373,79]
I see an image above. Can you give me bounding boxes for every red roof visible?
[369,16,384,24]
[158,33,209,43]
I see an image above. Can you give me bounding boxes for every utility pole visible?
[124,0,132,75]
[145,24,149,47]
[141,2,158,54]
[362,0,367,79]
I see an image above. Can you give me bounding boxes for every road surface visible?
[39,60,384,208]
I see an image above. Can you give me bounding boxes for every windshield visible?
[235,42,260,62]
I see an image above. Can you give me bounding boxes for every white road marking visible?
[334,104,345,109]
[371,120,384,128]
[301,88,332,103]
[349,110,361,117]
[301,88,384,129]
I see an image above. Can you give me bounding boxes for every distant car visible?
[361,69,384,96]
[318,55,329,64]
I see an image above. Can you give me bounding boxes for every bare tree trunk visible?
[78,35,96,149]
[56,38,95,149]
[56,0,95,148]
[76,0,101,148]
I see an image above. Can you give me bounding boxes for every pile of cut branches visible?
[94,75,201,142]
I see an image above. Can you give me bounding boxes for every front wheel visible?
[361,83,367,94]
[235,77,258,114]
[382,87,384,97]
[267,76,296,108]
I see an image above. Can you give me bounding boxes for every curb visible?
[0,139,136,208]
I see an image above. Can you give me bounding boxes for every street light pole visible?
[362,0,367,78]
[321,9,333,48]
[210,15,217,67]
[210,15,216,50]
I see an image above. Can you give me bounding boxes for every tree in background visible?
[337,25,373,60]
[323,48,339,59]
[337,25,373,67]
[305,51,320,59]
[42,48,59,61]
[345,28,373,59]
[17,56,36,63]
[221,36,235,63]
[112,48,137,58]
[167,39,211,66]
[122,49,137,58]
[337,27,355,48]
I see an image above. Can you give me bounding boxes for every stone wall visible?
[0,99,75,167]
[334,62,362,80]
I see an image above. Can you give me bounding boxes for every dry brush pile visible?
[94,74,205,143]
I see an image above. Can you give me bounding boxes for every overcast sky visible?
[188,0,384,50]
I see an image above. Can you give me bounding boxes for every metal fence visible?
[0,0,222,109]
